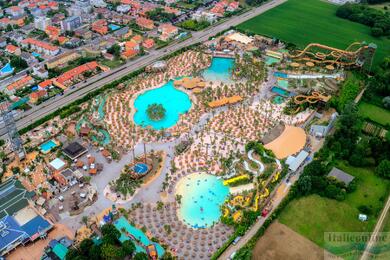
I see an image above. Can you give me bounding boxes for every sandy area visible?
[264,125,306,159]
[252,221,325,260]
[7,224,74,260]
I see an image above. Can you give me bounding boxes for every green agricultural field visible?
[359,102,390,126]
[237,0,390,66]
[279,162,390,250]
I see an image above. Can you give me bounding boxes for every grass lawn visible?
[358,102,390,126]
[279,162,390,250]
[237,0,390,67]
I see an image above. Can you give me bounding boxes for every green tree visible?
[79,238,94,256]
[375,159,390,179]
[101,224,121,245]
[133,252,149,260]
[121,240,136,257]
[107,44,121,58]
[146,103,166,121]
[101,244,122,260]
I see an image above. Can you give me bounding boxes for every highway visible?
[0,0,286,139]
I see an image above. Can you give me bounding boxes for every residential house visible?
[227,1,240,12]
[121,49,138,60]
[20,52,38,64]
[5,75,34,94]
[92,19,108,35]
[75,27,93,39]
[5,44,21,55]
[21,38,60,56]
[0,37,7,48]
[45,50,81,69]
[29,89,47,103]
[125,40,140,51]
[117,4,131,13]
[192,11,218,23]
[5,6,25,18]
[131,34,143,44]
[38,79,53,89]
[158,23,178,41]
[136,17,154,30]
[142,38,154,49]
[45,25,61,41]
[32,64,48,78]
[52,61,101,89]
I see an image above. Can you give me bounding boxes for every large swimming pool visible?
[133,80,191,130]
[202,57,235,83]
[176,173,229,228]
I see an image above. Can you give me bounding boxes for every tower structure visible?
[0,102,25,160]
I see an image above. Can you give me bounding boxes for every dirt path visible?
[360,194,390,260]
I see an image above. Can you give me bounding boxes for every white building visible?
[117,5,131,13]
[91,0,107,8]
[192,11,218,24]
[34,16,51,31]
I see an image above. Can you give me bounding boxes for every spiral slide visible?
[243,150,265,176]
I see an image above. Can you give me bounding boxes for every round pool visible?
[133,163,148,174]
[175,173,229,228]
[133,80,191,130]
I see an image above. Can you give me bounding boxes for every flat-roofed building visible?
[45,50,81,69]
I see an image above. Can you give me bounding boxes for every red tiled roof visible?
[38,79,53,88]
[7,75,34,91]
[5,44,18,53]
[55,61,99,85]
[22,38,59,52]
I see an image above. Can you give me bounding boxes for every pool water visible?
[40,140,58,153]
[133,163,148,174]
[176,173,229,228]
[0,63,14,76]
[32,52,41,57]
[274,72,288,78]
[202,57,235,83]
[265,56,280,65]
[271,86,291,97]
[277,79,289,89]
[114,217,165,257]
[272,96,285,104]
[134,80,191,130]
[109,24,120,31]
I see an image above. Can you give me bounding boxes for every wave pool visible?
[176,173,229,228]
[133,80,191,130]
[202,57,235,83]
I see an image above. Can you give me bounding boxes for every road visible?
[360,194,390,260]
[0,0,287,139]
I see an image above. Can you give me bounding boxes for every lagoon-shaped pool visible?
[202,57,235,83]
[176,173,229,228]
[133,80,191,130]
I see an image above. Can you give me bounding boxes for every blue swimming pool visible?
[0,63,14,76]
[271,86,291,97]
[134,80,191,130]
[176,173,229,228]
[274,72,288,78]
[202,57,235,83]
[109,24,120,31]
[32,52,41,57]
[133,163,148,174]
[40,140,58,153]
[114,217,165,257]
